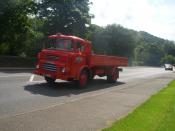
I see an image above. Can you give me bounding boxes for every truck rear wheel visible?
[78,70,88,88]
[89,74,94,81]
[107,69,118,83]
[44,76,56,84]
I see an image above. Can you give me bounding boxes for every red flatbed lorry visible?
[34,34,128,87]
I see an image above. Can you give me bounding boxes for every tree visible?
[92,24,136,58]
[134,43,148,65]
[134,43,164,66]
[0,0,38,55]
[86,24,102,41]
[162,41,175,56]
[161,55,175,65]
[38,0,92,38]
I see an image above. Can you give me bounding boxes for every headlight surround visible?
[36,64,40,69]
[61,67,66,73]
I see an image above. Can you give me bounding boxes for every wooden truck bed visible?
[89,54,128,67]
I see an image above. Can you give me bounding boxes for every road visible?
[0,67,174,131]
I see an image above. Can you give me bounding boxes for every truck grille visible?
[42,63,57,72]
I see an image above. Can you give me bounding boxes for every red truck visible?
[34,34,128,87]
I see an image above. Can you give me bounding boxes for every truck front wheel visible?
[78,70,88,88]
[107,69,118,83]
[44,76,56,84]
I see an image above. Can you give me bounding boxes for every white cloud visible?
[90,0,175,41]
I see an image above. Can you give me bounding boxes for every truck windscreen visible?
[48,39,73,51]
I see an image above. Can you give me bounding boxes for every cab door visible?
[69,40,87,79]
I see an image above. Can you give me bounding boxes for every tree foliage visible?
[134,43,164,66]
[0,0,38,55]
[161,55,175,64]
[38,0,92,37]
[91,24,136,58]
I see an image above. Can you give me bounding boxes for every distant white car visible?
[164,64,173,71]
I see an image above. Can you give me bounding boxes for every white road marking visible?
[29,74,35,82]
[0,74,30,78]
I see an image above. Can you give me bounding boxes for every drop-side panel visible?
[89,54,128,67]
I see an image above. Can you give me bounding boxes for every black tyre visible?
[107,69,118,83]
[77,70,88,88]
[89,74,94,81]
[44,76,56,84]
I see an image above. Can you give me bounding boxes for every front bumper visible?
[34,63,71,80]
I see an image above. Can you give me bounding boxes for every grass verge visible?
[103,80,175,131]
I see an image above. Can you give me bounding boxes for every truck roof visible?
[48,34,90,44]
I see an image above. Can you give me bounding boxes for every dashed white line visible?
[29,74,35,82]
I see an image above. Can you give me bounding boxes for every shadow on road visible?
[24,79,125,97]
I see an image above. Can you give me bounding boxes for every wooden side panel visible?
[89,54,128,67]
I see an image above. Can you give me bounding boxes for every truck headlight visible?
[36,64,40,69]
[61,67,66,73]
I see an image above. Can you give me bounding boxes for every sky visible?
[89,0,175,41]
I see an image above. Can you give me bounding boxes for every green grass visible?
[103,80,175,131]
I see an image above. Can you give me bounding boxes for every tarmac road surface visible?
[0,67,174,131]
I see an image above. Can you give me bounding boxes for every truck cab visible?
[34,34,92,86]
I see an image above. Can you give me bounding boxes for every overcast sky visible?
[90,0,175,41]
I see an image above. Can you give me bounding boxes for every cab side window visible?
[76,42,85,52]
